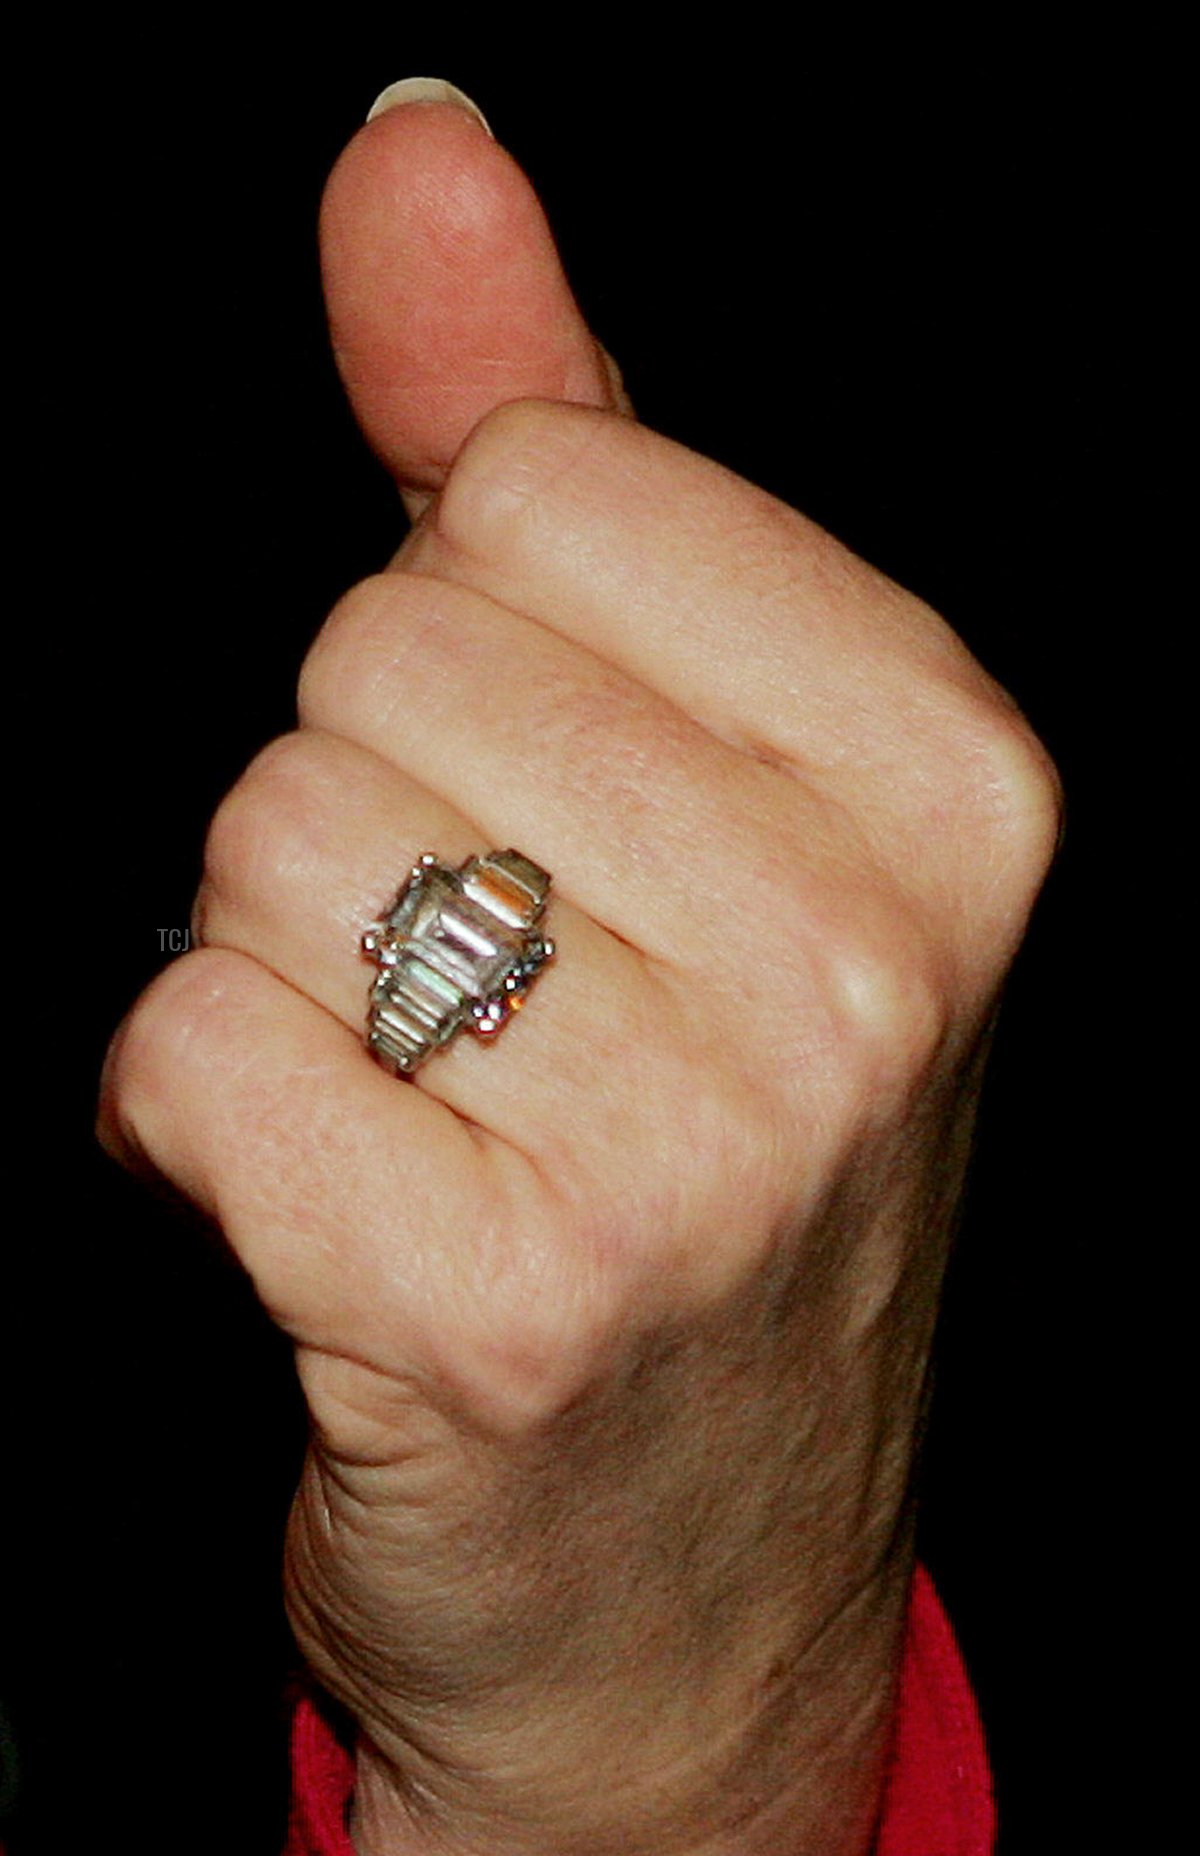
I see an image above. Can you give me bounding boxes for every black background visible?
[3,31,1183,1855]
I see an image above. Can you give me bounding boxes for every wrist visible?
[346,1578,904,1856]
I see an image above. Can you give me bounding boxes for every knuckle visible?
[433,398,607,562]
[101,948,249,1156]
[973,706,1065,894]
[200,732,330,917]
[906,679,1064,914]
[297,574,400,728]
[821,906,955,1102]
[942,688,1064,898]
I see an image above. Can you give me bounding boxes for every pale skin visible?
[99,96,1061,1855]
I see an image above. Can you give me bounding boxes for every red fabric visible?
[876,1565,995,1856]
[285,1563,994,1855]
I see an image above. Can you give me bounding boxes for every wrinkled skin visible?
[99,98,1060,1856]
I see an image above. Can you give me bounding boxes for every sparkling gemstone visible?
[380,863,531,1001]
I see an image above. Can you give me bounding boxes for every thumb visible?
[319,78,630,512]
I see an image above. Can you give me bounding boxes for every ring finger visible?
[192,725,703,1178]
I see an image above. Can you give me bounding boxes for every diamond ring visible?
[362,849,554,1075]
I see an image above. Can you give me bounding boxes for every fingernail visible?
[366,77,493,138]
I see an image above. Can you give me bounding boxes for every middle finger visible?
[297,568,826,965]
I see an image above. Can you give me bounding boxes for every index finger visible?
[399,398,1004,778]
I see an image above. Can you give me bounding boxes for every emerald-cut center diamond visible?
[363,851,554,1075]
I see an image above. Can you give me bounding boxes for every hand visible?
[99,94,1060,1856]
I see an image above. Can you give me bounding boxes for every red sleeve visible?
[284,1563,994,1855]
[875,1565,995,1856]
